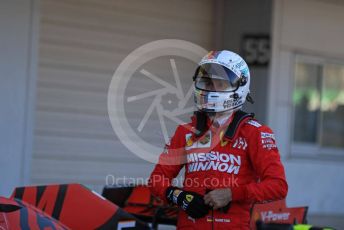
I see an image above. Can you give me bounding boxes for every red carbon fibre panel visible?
[11,184,120,229]
[0,196,68,230]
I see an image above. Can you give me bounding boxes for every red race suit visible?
[148,112,288,229]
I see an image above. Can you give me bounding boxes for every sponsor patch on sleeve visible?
[260,131,277,150]
[247,120,262,127]
[261,132,275,140]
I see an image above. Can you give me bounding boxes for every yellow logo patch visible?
[185,194,194,202]
[220,130,228,147]
[186,136,193,147]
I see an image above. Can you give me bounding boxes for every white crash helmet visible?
[193,50,251,113]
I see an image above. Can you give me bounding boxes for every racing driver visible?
[148,50,288,229]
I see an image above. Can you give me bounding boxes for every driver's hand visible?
[204,188,232,210]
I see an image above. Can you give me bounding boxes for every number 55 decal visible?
[241,35,270,66]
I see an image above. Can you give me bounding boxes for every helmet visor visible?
[194,63,241,92]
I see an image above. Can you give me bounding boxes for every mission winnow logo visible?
[186,151,241,174]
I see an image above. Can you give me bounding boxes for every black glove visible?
[166,187,210,219]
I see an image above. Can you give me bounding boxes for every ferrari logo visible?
[185,194,194,202]
[186,136,193,147]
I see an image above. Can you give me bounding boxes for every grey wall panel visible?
[222,0,272,123]
[33,0,214,190]
[280,0,344,57]
[0,0,39,196]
